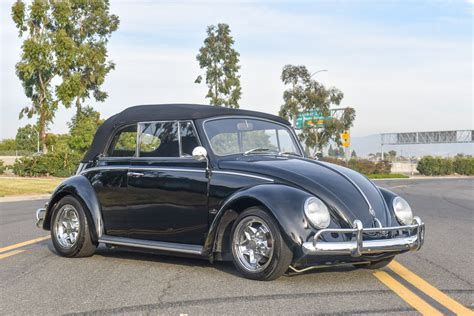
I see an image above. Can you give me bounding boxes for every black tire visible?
[50,196,96,258]
[355,257,394,269]
[230,207,293,281]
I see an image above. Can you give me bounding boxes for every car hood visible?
[218,156,392,228]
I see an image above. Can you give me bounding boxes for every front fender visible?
[44,175,103,241]
[204,184,314,256]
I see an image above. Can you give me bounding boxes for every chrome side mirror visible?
[192,146,208,161]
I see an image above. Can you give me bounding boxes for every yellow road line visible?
[373,270,443,315]
[388,261,474,315]
[0,249,25,260]
[0,235,50,254]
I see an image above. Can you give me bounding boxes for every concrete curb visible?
[0,194,50,203]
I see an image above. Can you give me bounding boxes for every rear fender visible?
[44,175,102,242]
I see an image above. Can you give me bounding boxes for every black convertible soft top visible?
[82,104,290,162]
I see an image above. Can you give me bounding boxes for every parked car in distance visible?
[36,104,424,280]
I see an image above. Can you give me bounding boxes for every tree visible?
[16,124,38,152]
[337,147,345,158]
[351,150,357,158]
[53,0,119,116]
[387,150,397,161]
[12,0,58,153]
[279,65,355,155]
[11,0,119,153]
[328,144,335,157]
[195,23,241,108]
[68,106,103,153]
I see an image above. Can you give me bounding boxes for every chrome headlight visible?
[392,196,413,225]
[304,197,331,229]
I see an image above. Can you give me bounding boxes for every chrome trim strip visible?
[98,235,203,255]
[201,116,305,158]
[213,170,274,182]
[75,163,88,175]
[81,166,206,175]
[302,216,425,256]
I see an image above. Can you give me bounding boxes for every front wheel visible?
[51,196,96,258]
[230,207,293,281]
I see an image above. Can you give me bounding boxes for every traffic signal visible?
[342,130,350,147]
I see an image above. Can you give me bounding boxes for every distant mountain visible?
[349,134,474,158]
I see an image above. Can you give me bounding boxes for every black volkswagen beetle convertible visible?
[36,104,424,280]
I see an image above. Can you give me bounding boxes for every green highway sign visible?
[295,111,331,129]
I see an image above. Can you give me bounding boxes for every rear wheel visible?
[356,257,394,269]
[51,196,96,258]
[231,207,292,281]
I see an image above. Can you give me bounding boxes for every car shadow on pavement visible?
[46,244,361,279]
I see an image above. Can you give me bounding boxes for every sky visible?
[1,0,473,140]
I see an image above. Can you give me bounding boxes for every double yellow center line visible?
[374,261,473,315]
[0,235,50,259]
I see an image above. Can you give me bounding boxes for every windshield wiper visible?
[243,148,278,156]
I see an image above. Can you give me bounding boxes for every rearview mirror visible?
[192,146,208,161]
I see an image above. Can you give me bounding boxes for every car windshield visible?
[204,118,302,157]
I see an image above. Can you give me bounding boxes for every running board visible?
[98,235,203,256]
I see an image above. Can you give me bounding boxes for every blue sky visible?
[1,0,472,139]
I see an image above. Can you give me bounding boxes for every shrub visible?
[12,150,81,177]
[417,156,473,176]
[320,157,392,175]
[0,160,6,174]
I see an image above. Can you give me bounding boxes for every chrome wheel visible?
[233,216,274,273]
[54,204,80,249]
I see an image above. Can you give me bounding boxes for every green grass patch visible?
[0,176,63,197]
[366,173,409,179]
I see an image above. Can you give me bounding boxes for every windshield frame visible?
[202,116,304,158]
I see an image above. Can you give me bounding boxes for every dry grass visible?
[0,176,63,197]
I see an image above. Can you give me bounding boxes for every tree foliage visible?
[279,65,355,155]
[52,0,119,115]
[67,106,103,152]
[11,0,119,152]
[15,124,38,152]
[195,23,241,108]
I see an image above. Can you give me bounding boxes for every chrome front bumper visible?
[36,208,46,228]
[302,216,424,257]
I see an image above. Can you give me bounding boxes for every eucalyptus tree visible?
[279,65,356,155]
[195,23,241,108]
[52,0,119,115]
[11,0,119,152]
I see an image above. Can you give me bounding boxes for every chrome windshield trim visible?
[213,170,274,182]
[202,116,304,158]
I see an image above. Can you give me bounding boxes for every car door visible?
[126,121,209,245]
[87,124,137,238]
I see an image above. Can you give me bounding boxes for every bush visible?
[0,160,6,174]
[12,150,81,177]
[417,156,473,176]
[320,157,392,175]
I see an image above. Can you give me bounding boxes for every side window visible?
[139,122,179,157]
[180,121,200,156]
[108,125,137,157]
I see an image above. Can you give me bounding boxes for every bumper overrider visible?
[36,207,46,229]
[302,216,424,257]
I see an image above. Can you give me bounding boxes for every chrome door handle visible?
[127,172,144,177]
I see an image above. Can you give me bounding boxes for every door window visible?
[139,122,179,157]
[180,121,200,157]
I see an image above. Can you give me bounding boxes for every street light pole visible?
[310,69,328,78]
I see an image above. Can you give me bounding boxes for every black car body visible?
[36,104,424,280]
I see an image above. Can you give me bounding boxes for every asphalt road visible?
[0,178,473,315]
